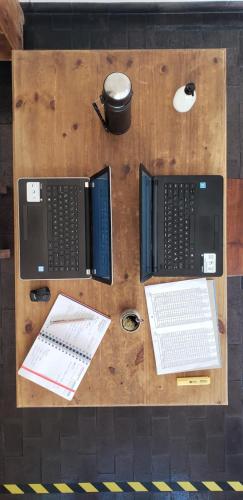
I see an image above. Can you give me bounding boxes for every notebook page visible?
[145,278,221,375]
[18,294,111,400]
[42,294,111,357]
[18,337,88,400]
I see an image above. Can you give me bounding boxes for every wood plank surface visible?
[0,0,24,54]
[12,50,227,407]
[227,179,243,276]
[0,33,11,60]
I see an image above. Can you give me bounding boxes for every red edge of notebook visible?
[20,365,75,393]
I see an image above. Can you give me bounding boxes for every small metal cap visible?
[104,72,131,101]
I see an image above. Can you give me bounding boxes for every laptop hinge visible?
[84,181,92,275]
[152,178,158,273]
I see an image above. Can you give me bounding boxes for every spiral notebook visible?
[18,294,111,400]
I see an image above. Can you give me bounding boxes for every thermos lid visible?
[103,72,131,101]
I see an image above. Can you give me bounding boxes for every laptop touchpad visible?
[27,205,44,239]
[199,216,213,250]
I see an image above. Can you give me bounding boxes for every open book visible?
[145,278,221,375]
[18,294,111,400]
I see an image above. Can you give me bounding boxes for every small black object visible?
[185,82,196,96]
[30,287,51,302]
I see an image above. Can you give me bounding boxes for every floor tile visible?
[115,454,133,480]
[188,420,207,454]
[226,416,243,454]
[207,435,225,472]
[206,407,225,435]
[228,278,243,343]
[152,417,169,455]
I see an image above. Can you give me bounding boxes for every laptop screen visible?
[90,166,112,284]
[140,165,153,282]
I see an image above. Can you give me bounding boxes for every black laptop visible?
[18,166,112,284]
[140,164,223,282]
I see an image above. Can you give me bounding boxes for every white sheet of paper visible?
[145,278,221,375]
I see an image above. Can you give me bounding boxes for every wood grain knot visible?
[34,92,39,102]
[213,57,218,64]
[74,58,82,69]
[127,58,133,68]
[49,99,56,110]
[62,132,67,138]
[109,366,116,374]
[218,319,225,334]
[25,320,33,334]
[124,272,129,280]
[153,158,164,168]
[16,99,23,108]
[106,55,114,64]
[72,123,79,130]
[160,65,168,73]
[122,164,130,176]
[135,346,144,365]
[230,239,243,247]
[170,158,176,166]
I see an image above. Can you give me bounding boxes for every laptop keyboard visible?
[163,182,195,271]
[47,185,79,272]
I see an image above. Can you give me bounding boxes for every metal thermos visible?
[93,72,133,135]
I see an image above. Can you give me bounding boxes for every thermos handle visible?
[92,102,109,133]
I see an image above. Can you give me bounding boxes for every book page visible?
[145,278,221,375]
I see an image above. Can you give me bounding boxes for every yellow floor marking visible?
[128,482,148,492]
[228,481,243,491]
[178,481,198,492]
[53,483,73,493]
[152,482,172,492]
[103,482,123,492]
[202,481,223,491]
[79,483,99,493]
[29,484,49,494]
[3,485,24,494]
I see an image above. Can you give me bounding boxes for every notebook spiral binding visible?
[40,331,91,365]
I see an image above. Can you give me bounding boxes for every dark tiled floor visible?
[0,6,243,498]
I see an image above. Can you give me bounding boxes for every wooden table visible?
[13,49,227,407]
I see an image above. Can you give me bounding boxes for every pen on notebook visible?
[50,318,95,325]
